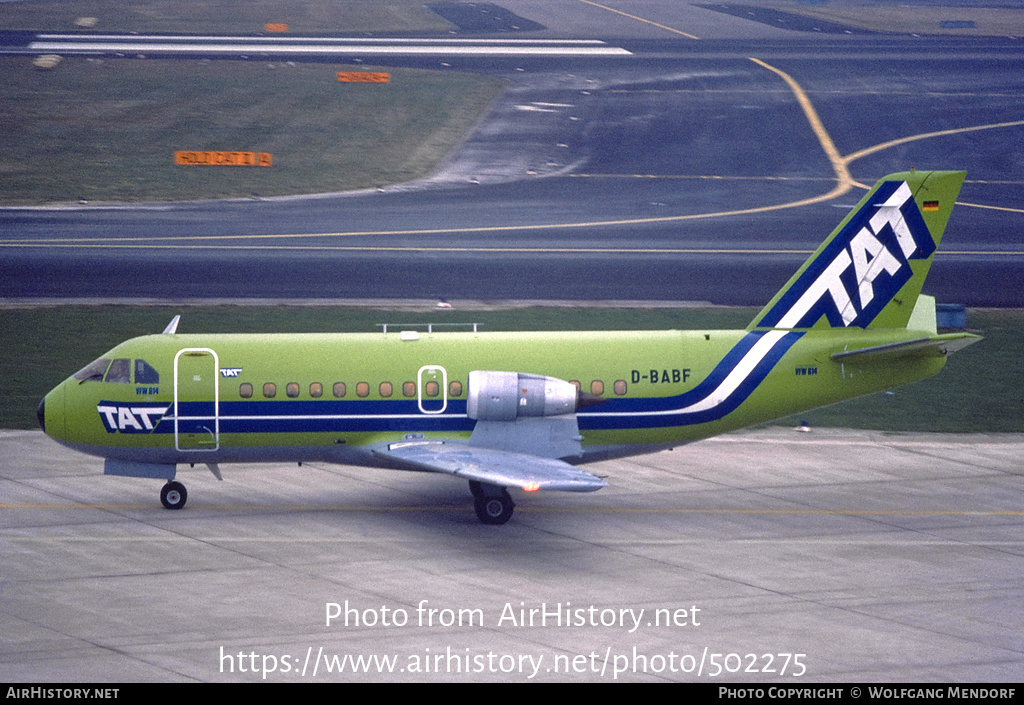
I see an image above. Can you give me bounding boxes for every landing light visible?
[523,482,540,492]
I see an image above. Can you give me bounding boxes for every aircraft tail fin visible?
[749,170,966,331]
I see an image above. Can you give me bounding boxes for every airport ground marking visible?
[576,0,700,39]
[749,58,1024,215]
[28,40,633,57]
[957,201,1024,214]
[843,119,1024,165]
[607,89,1024,99]
[35,34,611,44]
[0,200,887,245]
[748,58,854,202]
[566,174,838,182]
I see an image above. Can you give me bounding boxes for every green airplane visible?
[38,170,979,524]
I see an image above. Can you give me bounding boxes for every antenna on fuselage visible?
[162,315,181,335]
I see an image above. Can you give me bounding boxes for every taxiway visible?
[3,427,1022,681]
[1,7,1022,305]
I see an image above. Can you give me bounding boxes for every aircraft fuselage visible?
[41,326,946,466]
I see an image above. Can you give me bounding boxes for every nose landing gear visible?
[160,481,188,510]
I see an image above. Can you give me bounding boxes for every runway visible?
[3,427,1022,681]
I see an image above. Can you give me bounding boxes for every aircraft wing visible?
[373,441,607,492]
[832,333,981,362]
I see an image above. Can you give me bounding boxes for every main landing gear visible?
[160,481,188,510]
[469,480,515,525]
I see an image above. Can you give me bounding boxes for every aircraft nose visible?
[38,385,65,441]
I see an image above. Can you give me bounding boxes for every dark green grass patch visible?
[0,57,504,204]
[0,0,453,34]
[2,305,1018,432]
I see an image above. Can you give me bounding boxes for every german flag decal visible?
[923,201,940,211]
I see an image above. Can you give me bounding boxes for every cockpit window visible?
[134,359,159,384]
[73,358,110,382]
[104,358,131,384]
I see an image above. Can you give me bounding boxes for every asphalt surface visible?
[4,427,1023,682]
[1,3,1023,306]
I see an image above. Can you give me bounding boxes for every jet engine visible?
[467,371,580,421]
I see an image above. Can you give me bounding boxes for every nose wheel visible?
[160,481,188,510]
[470,481,515,525]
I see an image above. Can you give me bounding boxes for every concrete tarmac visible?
[3,427,1022,682]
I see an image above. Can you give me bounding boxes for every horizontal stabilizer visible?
[832,333,981,362]
[375,441,607,492]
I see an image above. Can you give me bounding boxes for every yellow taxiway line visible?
[576,0,701,40]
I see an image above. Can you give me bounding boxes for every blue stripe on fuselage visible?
[579,330,803,429]
[139,332,801,437]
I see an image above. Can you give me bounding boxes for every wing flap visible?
[375,441,607,493]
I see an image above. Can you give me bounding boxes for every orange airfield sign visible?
[174,151,273,167]
[338,72,390,83]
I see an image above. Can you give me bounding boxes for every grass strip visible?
[0,0,454,34]
[0,57,504,204]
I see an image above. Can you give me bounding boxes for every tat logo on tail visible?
[757,181,935,330]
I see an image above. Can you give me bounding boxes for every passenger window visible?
[73,358,110,382]
[403,382,416,397]
[449,381,463,397]
[310,382,323,398]
[239,383,253,398]
[424,381,439,397]
[380,382,393,397]
[263,383,277,398]
[590,380,604,395]
[105,359,131,384]
[614,380,627,396]
[356,382,369,398]
[286,383,300,398]
[333,382,346,398]
[134,359,159,384]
